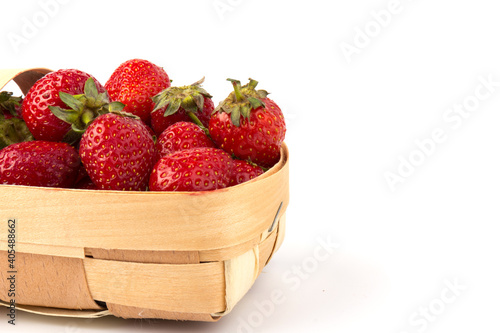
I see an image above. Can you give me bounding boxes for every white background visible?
[1,0,500,332]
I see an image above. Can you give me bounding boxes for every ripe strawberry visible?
[0,141,80,188]
[209,79,286,168]
[151,78,213,135]
[105,59,171,125]
[1,92,33,149]
[73,165,98,189]
[156,121,215,158]
[22,69,108,142]
[230,159,264,186]
[149,147,233,192]
[79,112,156,191]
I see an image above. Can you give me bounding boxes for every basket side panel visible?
[83,259,226,314]
[0,251,103,310]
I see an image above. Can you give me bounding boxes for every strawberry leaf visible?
[163,99,182,117]
[108,101,125,113]
[182,95,199,113]
[240,105,251,119]
[192,93,205,111]
[231,106,241,127]
[84,77,99,102]
[247,96,264,109]
[59,92,84,112]
[49,106,80,124]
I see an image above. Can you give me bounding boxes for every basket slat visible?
[107,304,221,322]
[0,252,103,310]
[86,248,200,264]
[83,259,226,314]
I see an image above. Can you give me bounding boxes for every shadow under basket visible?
[0,68,290,322]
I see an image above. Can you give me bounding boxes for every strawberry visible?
[230,159,264,186]
[79,112,156,191]
[22,69,108,143]
[105,59,171,125]
[1,92,33,149]
[209,79,286,168]
[149,147,233,192]
[0,141,80,188]
[156,121,215,158]
[75,176,98,190]
[151,78,213,135]
[73,165,97,189]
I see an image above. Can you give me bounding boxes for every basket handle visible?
[0,68,52,95]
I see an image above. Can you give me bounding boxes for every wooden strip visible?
[216,248,259,317]
[199,235,260,262]
[0,252,103,310]
[83,258,226,314]
[0,240,84,258]
[0,300,110,318]
[107,303,220,321]
[86,248,200,264]
[258,230,279,274]
[0,144,289,252]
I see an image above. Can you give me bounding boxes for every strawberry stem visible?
[82,110,94,125]
[187,111,211,137]
[228,79,244,102]
[247,78,259,90]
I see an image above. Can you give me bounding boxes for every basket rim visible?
[0,142,288,194]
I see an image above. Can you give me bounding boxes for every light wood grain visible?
[0,68,290,321]
[0,252,103,310]
[83,258,226,313]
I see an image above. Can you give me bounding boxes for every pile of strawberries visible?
[0,59,286,191]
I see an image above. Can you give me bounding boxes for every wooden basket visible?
[0,68,289,322]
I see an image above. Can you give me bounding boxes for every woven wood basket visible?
[0,68,289,322]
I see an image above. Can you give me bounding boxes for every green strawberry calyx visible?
[0,114,34,149]
[0,91,23,117]
[214,78,269,127]
[49,78,124,144]
[152,77,212,118]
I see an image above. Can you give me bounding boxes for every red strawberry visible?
[105,59,171,124]
[74,165,98,189]
[0,141,80,188]
[151,78,213,135]
[75,176,98,190]
[22,69,108,142]
[209,79,286,168]
[79,112,156,191]
[149,147,233,192]
[156,121,215,158]
[230,159,264,186]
